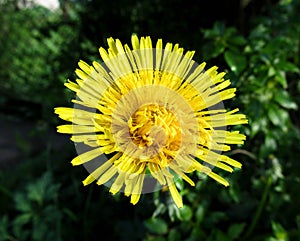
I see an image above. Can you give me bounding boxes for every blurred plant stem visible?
[244,175,273,239]
[6,235,19,241]
[83,185,94,240]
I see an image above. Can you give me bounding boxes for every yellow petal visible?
[75,69,89,80]
[64,80,80,93]
[96,165,118,185]
[107,37,118,56]
[82,160,113,186]
[167,177,183,208]
[109,171,126,195]
[115,39,125,54]
[219,156,242,168]
[57,124,103,134]
[131,34,140,50]
[124,175,138,196]
[78,60,93,75]
[99,47,109,62]
[148,163,166,185]
[207,172,229,187]
[71,147,102,166]
[130,173,145,205]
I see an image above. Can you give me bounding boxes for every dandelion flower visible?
[55,35,247,208]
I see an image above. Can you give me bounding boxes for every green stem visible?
[244,175,272,239]
[83,185,94,240]
[296,35,300,66]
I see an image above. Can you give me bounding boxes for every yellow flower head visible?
[55,35,248,208]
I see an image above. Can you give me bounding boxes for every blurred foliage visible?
[0,172,62,241]
[0,0,300,240]
[0,0,82,121]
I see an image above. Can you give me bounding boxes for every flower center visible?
[128,104,182,153]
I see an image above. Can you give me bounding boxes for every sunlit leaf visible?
[224,50,247,74]
[271,221,288,241]
[274,91,298,110]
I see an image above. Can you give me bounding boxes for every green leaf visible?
[144,217,168,235]
[207,211,226,225]
[268,104,289,132]
[168,229,181,241]
[27,172,59,205]
[202,42,225,59]
[14,193,31,212]
[175,178,184,191]
[203,21,225,38]
[13,213,32,227]
[270,157,284,181]
[145,236,166,241]
[224,50,247,74]
[0,216,10,241]
[267,104,282,126]
[274,91,297,110]
[274,71,287,88]
[33,218,47,241]
[195,205,205,223]
[227,223,246,240]
[276,61,299,73]
[214,21,225,35]
[177,206,193,221]
[271,221,288,241]
[215,230,231,241]
[265,237,279,241]
[230,35,247,46]
[268,66,276,77]
[191,226,205,240]
[27,184,44,205]
[265,134,277,152]
[12,214,31,239]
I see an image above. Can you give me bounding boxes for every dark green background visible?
[0,0,299,240]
